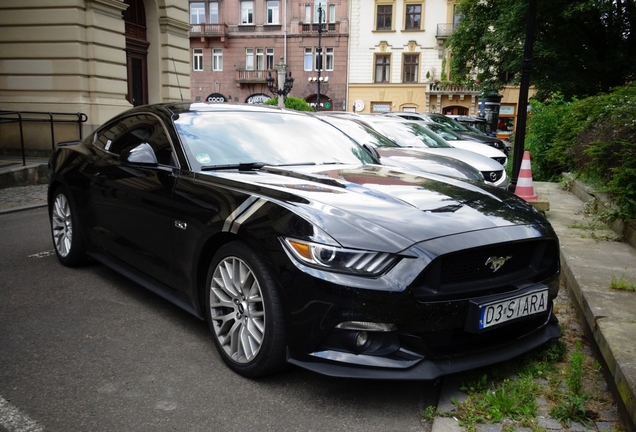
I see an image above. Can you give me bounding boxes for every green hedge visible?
[526,84,636,220]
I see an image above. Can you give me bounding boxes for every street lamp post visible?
[315,3,324,112]
[266,57,294,108]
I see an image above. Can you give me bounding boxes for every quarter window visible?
[375,55,390,83]
[267,1,279,24]
[241,1,254,24]
[376,5,392,30]
[193,48,203,71]
[213,48,223,71]
[402,54,419,83]
[405,4,421,30]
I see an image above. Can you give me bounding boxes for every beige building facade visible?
[0,0,191,153]
[346,0,479,115]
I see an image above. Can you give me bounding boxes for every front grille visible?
[411,239,559,301]
[481,170,503,183]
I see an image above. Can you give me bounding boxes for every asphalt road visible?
[0,208,439,432]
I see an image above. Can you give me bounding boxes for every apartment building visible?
[188,0,348,111]
[347,0,480,115]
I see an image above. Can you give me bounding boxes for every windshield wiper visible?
[201,162,267,171]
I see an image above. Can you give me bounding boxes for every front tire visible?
[50,185,87,267]
[205,241,286,378]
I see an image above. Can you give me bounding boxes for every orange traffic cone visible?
[515,151,538,201]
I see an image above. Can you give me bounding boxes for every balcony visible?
[299,22,339,34]
[190,23,229,47]
[428,82,481,96]
[436,23,455,40]
[235,69,273,85]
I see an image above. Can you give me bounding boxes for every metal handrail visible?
[0,110,88,166]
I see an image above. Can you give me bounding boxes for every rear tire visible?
[205,241,287,378]
[50,185,87,267]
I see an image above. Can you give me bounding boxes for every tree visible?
[448,0,636,102]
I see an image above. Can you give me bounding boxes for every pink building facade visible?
[189,0,349,111]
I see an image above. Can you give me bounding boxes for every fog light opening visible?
[355,331,368,348]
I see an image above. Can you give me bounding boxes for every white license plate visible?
[479,290,548,329]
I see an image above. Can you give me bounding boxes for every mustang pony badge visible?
[485,255,512,272]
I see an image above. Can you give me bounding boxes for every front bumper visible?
[287,313,560,380]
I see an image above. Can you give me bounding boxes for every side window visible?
[93,114,177,166]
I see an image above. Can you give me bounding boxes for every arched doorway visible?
[123,0,149,106]
[305,94,333,111]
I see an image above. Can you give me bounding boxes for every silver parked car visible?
[317,115,485,183]
[349,115,508,188]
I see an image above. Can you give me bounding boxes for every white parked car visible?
[340,115,509,189]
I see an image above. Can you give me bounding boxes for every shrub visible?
[264,96,314,112]
[529,84,636,220]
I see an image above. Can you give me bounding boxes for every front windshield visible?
[322,117,400,149]
[372,122,453,149]
[174,111,376,169]
[423,123,463,141]
[432,115,471,132]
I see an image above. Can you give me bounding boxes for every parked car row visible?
[48,102,560,381]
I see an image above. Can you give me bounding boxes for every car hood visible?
[197,164,547,252]
[403,147,504,171]
[376,147,484,182]
[446,140,507,160]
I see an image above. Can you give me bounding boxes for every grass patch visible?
[610,273,636,292]
[432,287,626,432]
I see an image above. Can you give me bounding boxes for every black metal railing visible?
[0,110,88,166]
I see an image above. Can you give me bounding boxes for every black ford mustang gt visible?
[48,102,560,379]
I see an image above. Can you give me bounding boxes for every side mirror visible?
[362,143,380,162]
[120,143,158,167]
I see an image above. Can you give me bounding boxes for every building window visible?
[267,1,279,24]
[246,48,254,70]
[314,0,326,23]
[266,48,274,69]
[315,47,323,71]
[305,5,311,23]
[325,47,334,71]
[213,48,223,71]
[209,2,218,24]
[405,4,421,30]
[193,48,203,71]
[375,54,390,83]
[190,2,205,24]
[328,4,335,23]
[241,1,254,24]
[304,48,313,71]
[376,5,392,30]
[256,48,264,70]
[403,54,419,83]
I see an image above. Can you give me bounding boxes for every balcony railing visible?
[436,23,455,38]
[235,69,273,84]
[300,22,339,33]
[428,82,481,94]
[190,23,228,37]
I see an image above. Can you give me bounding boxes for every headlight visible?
[282,238,399,276]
